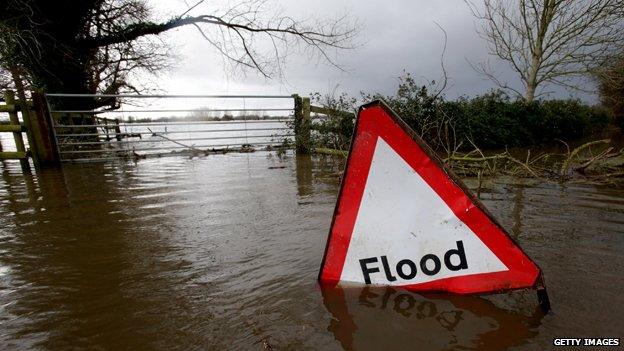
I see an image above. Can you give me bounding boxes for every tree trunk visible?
[525,54,542,103]
[525,83,536,103]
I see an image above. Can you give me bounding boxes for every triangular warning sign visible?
[319,101,544,295]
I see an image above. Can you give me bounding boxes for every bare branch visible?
[77,1,358,78]
[466,0,624,101]
[0,0,358,105]
[432,21,449,99]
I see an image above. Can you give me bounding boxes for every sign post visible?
[318,100,550,312]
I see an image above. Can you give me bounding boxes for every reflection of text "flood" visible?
[359,241,468,284]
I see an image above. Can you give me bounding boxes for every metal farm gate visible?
[45,94,300,162]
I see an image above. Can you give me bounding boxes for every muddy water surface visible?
[0,153,622,350]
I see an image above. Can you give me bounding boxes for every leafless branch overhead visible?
[78,0,359,78]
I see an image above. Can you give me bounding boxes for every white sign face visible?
[339,137,507,286]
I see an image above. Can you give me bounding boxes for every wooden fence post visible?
[115,118,122,141]
[30,91,61,166]
[293,94,311,154]
[11,67,41,167]
[4,90,30,171]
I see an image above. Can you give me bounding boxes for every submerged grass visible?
[314,138,624,185]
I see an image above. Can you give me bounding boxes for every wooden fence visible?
[0,90,60,170]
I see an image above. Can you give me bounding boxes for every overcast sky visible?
[149,0,595,103]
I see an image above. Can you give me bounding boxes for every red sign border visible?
[318,100,544,294]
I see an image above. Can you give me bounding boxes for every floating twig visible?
[147,127,204,154]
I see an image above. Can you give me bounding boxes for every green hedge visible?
[313,78,613,151]
[441,92,611,149]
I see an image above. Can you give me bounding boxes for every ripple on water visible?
[0,155,622,349]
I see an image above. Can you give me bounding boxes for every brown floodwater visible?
[0,153,622,350]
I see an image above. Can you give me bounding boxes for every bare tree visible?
[85,1,175,97]
[466,0,624,102]
[0,68,11,92]
[0,0,358,109]
[595,51,624,124]
[0,59,31,99]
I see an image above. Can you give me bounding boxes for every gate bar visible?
[55,127,291,137]
[46,94,294,98]
[57,134,294,146]
[51,108,294,114]
[54,120,293,128]
[59,141,290,154]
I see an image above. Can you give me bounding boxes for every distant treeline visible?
[124,114,289,123]
[312,74,613,152]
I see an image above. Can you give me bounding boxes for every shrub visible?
[446,93,611,149]
[311,73,613,152]
[595,51,624,131]
[309,92,357,151]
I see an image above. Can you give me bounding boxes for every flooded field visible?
[0,153,623,350]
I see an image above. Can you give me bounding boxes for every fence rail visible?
[56,127,291,137]
[45,94,293,98]
[58,134,295,146]
[50,108,295,114]
[59,141,287,154]
[54,120,293,128]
